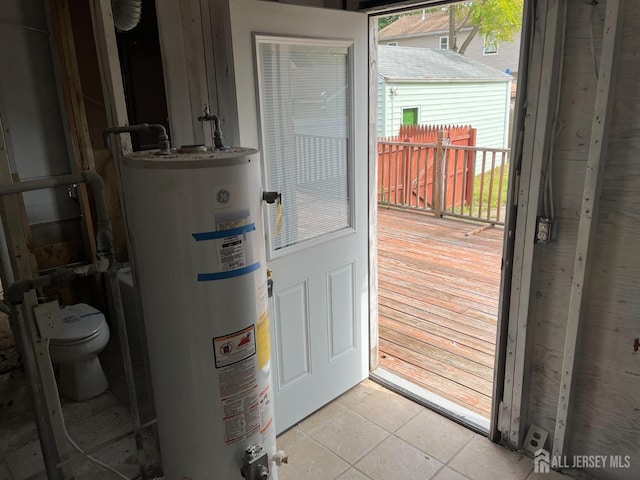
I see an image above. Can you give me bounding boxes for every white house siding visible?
[386,29,522,77]
[378,80,511,151]
[461,30,521,76]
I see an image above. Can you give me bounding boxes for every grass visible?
[463,162,510,221]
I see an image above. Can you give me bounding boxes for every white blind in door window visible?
[256,37,352,252]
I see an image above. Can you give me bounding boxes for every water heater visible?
[121,148,279,479]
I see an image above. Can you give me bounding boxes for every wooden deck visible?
[377,208,503,418]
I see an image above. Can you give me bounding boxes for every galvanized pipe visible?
[103,123,170,153]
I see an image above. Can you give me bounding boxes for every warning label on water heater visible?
[213,326,268,446]
[213,326,256,369]
[218,234,246,271]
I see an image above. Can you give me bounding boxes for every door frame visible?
[364,0,537,440]
[154,0,544,445]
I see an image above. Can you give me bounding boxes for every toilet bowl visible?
[49,303,110,401]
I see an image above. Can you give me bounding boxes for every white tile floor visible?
[1,378,558,480]
[277,379,545,480]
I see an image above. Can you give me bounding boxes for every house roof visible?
[379,9,470,39]
[378,45,513,82]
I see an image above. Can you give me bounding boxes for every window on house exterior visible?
[439,36,448,50]
[387,41,398,46]
[483,33,499,55]
[402,107,418,126]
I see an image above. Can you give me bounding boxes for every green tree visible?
[448,0,523,55]
[378,15,400,30]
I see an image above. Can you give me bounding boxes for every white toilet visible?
[49,303,110,401]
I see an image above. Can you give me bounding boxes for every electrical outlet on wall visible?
[536,217,554,244]
[33,301,64,340]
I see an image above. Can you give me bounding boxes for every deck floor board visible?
[377,208,503,419]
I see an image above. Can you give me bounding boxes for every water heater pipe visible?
[198,105,226,150]
[104,123,171,153]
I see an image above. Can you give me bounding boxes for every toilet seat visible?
[50,303,107,344]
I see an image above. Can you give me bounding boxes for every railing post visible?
[434,130,446,217]
[403,142,411,205]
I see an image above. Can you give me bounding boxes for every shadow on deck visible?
[377,207,504,419]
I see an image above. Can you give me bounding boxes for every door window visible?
[255,36,354,257]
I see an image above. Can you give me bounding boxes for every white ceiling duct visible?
[111,0,142,31]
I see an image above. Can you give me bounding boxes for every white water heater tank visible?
[121,148,278,479]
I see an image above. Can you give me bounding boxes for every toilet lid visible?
[51,303,106,343]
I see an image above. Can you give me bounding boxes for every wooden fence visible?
[378,126,510,225]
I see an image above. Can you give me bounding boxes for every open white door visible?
[230,0,369,432]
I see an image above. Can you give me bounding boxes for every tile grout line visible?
[445,432,476,468]
[278,425,360,479]
[302,402,394,467]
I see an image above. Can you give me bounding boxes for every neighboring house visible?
[377,45,513,156]
[379,9,521,79]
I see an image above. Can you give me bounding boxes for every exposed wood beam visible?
[552,0,624,459]
[89,0,133,259]
[156,0,210,147]
[207,0,240,146]
[178,0,209,144]
[49,0,98,265]
[89,0,131,151]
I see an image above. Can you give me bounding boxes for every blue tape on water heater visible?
[197,262,261,282]
[192,223,256,241]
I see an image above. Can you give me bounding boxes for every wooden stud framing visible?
[502,0,566,448]
[89,0,131,151]
[156,0,239,148]
[48,0,98,264]
[156,0,211,147]
[179,0,210,145]
[0,117,71,479]
[207,0,240,147]
[89,0,134,263]
[551,0,624,458]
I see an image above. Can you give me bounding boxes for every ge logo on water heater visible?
[216,189,230,204]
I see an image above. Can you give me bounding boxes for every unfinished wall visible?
[527,1,639,478]
[0,0,79,225]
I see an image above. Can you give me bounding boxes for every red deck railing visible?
[378,125,510,225]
